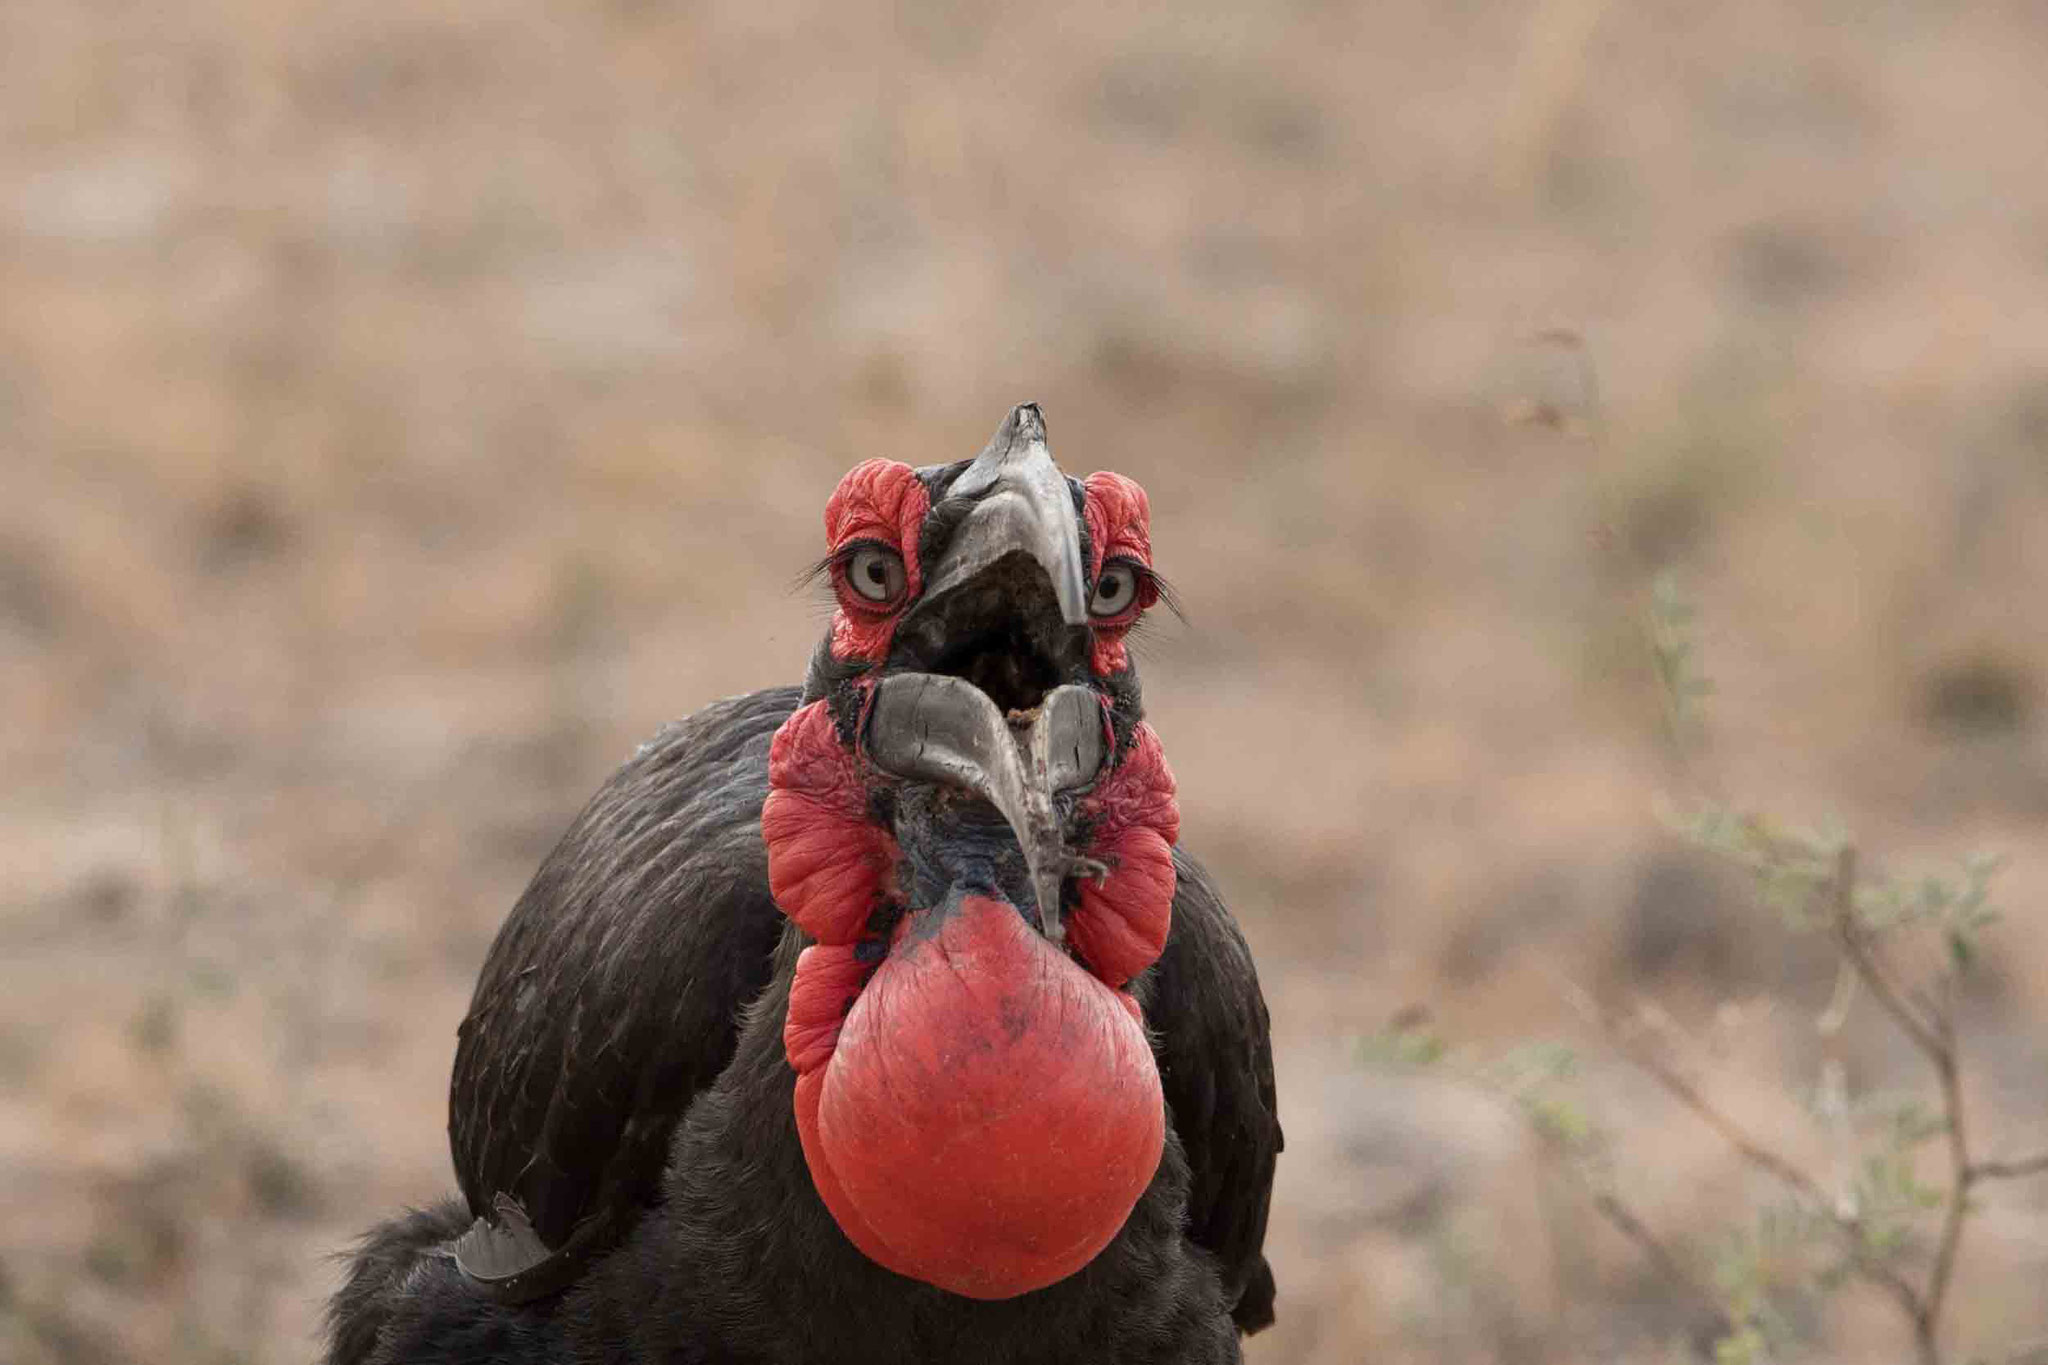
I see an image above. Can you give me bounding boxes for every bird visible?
[327,402,1282,1365]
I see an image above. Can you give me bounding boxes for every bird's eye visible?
[845,544,907,605]
[1089,562,1140,619]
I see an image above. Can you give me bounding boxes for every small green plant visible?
[1562,578,2042,1364]
[1370,571,2047,1363]
[1647,569,1714,760]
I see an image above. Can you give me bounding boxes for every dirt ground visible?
[4,2,2047,1361]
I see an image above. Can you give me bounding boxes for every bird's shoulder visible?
[446,684,804,1295]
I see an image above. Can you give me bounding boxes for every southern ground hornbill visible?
[329,404,1282,1364]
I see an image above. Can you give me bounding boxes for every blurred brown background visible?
[5,1,2047,1361]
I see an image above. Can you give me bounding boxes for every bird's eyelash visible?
[795,541,892,594]
[1121,563,1186,624]
[793,554,838,595]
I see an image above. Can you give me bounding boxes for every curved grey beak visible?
[866,673,1106,937]
[914,402,1090,630]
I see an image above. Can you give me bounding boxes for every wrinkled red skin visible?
[1080,471,1159,677]
[761,701,895,946]
[1067,722,1178,988]
[823,460,930,664]
[765,459,1180,1300]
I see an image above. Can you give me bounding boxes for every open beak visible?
[866,674,1105,938]
[865,402,1106,935]
[929,401,1088,626]
[891,403,1090,674]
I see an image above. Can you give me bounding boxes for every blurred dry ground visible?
[4,2,2048,1362]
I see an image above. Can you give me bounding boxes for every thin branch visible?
[1615,1025,1834,1206]
[1829,846,1944,1061]
[1825,846,1968,1365]
[1921,1023,1970,1359]
[1970,1153,2048,1182]
[1582,995,1926,1324]
[1588,1190,1731,1336]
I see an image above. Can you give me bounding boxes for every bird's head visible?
[760,402,1179,1300]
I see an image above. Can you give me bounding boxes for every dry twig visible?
[1586,1191,1731,1338]
[1577,986,1925,1326]
[1584,841,2044,1365]
[1969,1153,2048,1182]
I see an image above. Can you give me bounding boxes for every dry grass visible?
[4,1,2047,1361]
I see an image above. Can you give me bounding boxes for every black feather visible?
[331,683,1280,1362]
[447,688,795,1267]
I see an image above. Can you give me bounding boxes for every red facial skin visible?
[1065,722,1178,988]
[1080,471,1160,677]
[761,700,896,946]
[822,460,931,664]
[764,459,1180,1299]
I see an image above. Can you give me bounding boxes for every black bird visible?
[329,404,1281,1365]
